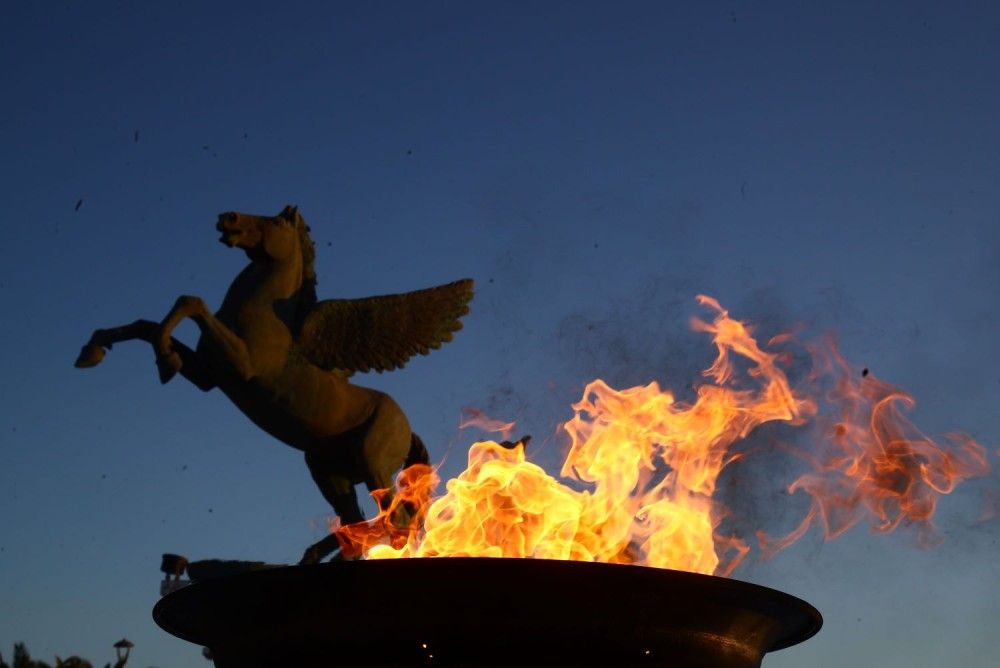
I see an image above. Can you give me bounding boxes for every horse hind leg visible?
[364,468,397,516]
[359,393,412,490]
[299,485,363,564]
[364,435,429,535]
[300,460,365,565]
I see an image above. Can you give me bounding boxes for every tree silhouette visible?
[55,658,93,668]
[0,642,124,668]
[4,642,53,668]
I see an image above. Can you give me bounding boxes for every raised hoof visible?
[156,352,182,384]
[74,344,105,368]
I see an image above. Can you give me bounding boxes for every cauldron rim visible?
[154,557,822,666]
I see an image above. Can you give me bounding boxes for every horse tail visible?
[404,432,430,469]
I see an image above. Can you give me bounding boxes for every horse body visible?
[203,240,390,454]
[75,206,459,563]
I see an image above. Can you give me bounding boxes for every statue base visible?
[153,558,821,668]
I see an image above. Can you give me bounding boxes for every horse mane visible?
[280,205,318,327]
[296,215,318,305]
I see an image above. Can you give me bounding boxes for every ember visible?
[331,296,991,574]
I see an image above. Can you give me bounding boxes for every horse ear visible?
[279,204,299,221]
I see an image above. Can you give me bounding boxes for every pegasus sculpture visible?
[75,206,473,564]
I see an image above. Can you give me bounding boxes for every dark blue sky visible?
[2,2,998,666]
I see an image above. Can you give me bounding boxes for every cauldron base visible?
[153,558,821,668]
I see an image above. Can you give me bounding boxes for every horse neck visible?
[222,254,305,318]
[255,252,303,293]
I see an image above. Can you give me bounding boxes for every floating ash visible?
[329,296,992,574]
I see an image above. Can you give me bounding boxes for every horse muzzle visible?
[216,215,241,247]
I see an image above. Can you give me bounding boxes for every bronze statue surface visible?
[76,206,473,563]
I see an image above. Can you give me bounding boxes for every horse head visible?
[216,205,305,265]
[216,205,319,318]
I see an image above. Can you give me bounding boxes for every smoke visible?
[552,274,709,394]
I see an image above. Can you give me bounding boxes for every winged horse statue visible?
[75,205,473,563]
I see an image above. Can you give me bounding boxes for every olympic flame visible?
[328,296,992,575]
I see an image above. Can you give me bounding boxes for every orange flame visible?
[328,296,992,575]
[332,463,438,559]
[758,338,991,556]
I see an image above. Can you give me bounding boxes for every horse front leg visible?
[156,295,252,384]
[76,320,159,368]
[75,319,216,391]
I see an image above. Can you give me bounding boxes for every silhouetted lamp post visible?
[113,638,133,666]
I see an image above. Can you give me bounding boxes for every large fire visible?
[331,296,992,575]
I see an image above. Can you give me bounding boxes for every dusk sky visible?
[2,2,998,666]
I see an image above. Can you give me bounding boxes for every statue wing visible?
[298,278,474,374]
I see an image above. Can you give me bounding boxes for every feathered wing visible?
[298,279,474,374]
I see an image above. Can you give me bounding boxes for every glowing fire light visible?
[329,296,992,575]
